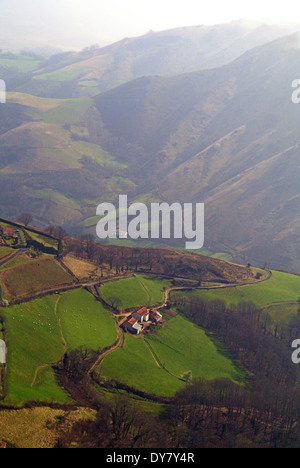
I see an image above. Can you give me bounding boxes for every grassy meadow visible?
[0,54,40,72]
[178,271,300,307]
[171,270,300,329]
[100,314,246,396]
[100,274,171,309]
[2,289,118,406]
[57,289,117,351]
[0,247,14,260]
[146,315,247,384]
[100,332,184,396]
[26,231,59,250]
[3,295,70,406]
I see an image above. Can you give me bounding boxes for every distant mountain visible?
[14,21,300,98]
[3,30,300,271]
[89,32,300,271]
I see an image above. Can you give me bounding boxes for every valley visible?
[3,32,300,271]
[1,16,300,449]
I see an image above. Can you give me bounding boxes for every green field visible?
[100,315,246,397]
[57,289,117,351]
[72,141,125,169]
[170,270,300,328]
[24,189,81,212]
[41,98,92,125]
[34,65,86,82]
[100,275,171,309]
[3,295,70,406]
[26,230,59,250]
[0,54,40,72]
[100,333,183,396]
[2,289,118,405]
[263,302,300,325]
[146,315,246,384]
[179,271,300,308]
[0,247,13,260]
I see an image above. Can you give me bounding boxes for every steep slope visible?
[91,32,300,271]
[0,93,130,227]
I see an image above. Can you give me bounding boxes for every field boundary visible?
[89,318,124,374]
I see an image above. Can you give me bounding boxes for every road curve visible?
[158,270,272,309]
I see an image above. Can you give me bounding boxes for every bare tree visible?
[19,213,33,227]
[108,297,123,310]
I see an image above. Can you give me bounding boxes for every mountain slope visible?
[3,32,300,270]
[15,21,300,97]
[90,32,300,271]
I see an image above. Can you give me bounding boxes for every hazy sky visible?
[1,0,300,49]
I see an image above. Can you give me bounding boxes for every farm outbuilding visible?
[122,317,142,335]
[132,307,149,323]
[149,309,162,322]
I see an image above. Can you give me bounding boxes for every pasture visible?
[0,54,40,72]
[100,333,184,396]
[41,98,92,125]
[262,302,300,325]
[100,315,247,397]
[146,315,247,384]
[3,295,70,406]
[2,289,118,405]
[179,271,300,308]
[26,230,59,250]
[0,247,13,260]
[100,275,171,309]
[57,289,117,351]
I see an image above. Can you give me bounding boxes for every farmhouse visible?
[122,307,163,335]
[132,307,149,323]
[3,228,15,237]
[149,309,162,322]
[122,317,142,335]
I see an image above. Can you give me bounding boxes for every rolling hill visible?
[2,29,300,271]
[6,21,299,98]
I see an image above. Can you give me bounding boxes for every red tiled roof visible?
[150,309,162,320]
[3,228,15,236]
[128,317,137,326]
[136,307,148,316]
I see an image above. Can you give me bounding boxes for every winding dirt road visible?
[158,270,272,309]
